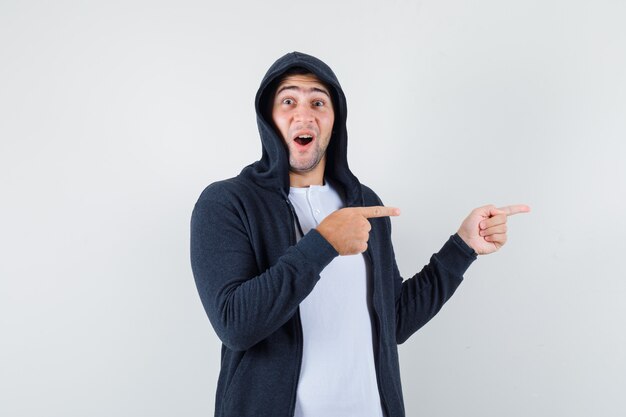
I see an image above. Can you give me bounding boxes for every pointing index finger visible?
[497,204,531,216]
[357,206,401,218]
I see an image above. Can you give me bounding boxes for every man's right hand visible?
[316,206,401,255]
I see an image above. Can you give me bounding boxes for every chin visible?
[290,165,315,173]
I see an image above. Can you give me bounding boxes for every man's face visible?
[271,73,335,174]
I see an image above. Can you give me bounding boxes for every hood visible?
[240,51,362,207]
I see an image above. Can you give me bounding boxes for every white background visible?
[1,1,625,416]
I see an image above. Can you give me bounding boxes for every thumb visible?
[476,205,504,217]
[487,206,506,217]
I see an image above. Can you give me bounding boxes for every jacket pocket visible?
[221,351,252,413]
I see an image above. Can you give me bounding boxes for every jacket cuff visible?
[434,234,478,276]
[295,229,339,271]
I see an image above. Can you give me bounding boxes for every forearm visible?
[395,234,476,343]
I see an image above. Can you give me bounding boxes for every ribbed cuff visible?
[295,229,339,271]
[452,233,477,257]
[434,234,478,277]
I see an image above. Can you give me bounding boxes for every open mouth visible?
[294,134,314,146]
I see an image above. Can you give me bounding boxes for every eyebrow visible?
[275,85,331,98]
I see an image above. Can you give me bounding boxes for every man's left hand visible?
[457,204,530,255]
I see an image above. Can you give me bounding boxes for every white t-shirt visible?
[289,182,384,417]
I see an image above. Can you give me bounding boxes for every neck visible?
[289,161,326,188]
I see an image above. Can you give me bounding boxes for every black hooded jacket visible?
[190,51,477,417]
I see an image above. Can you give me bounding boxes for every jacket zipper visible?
[285,194,389,416]
[364,245,391,417]
[347,197,390,417]
[285,197,304,417]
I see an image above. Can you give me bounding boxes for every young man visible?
[190,51,529,417]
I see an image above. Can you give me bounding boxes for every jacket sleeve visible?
[394,232,477,344]
[190,194,338,352]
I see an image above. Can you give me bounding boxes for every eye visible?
[313,100,325,107]
[282,98,294,105]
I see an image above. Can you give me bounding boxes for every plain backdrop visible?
[1,0,625,416]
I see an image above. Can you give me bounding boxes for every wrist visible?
[456,229,471,247]
[453,232,478,257]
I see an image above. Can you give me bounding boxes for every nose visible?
[293,104,314,123]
